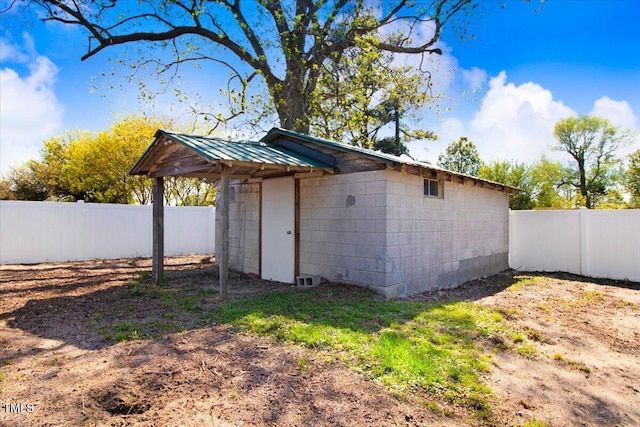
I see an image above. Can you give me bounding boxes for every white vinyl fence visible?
[509,208,640,282]
[0,200,215,264]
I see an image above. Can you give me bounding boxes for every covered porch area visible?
[129,129,335,297]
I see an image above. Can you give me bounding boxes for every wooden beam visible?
[219,164,230,299]
[152,177,164,285]
[294,171,325,179]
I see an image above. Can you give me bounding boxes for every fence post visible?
[579,207,589,276]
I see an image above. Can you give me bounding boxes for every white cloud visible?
[589,96,637,130]
[462,67,487,92]
[0,37,63,174]
[467,71,576,163]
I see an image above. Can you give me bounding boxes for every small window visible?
[424,179,440,197]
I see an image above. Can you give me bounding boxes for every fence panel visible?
[0,201,215,264]
[510,208,640,282]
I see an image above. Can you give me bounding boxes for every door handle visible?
[286,230,292,234]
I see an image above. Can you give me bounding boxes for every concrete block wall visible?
[384,170,509,297]
[217,182,260,275]
[298,170,388,290]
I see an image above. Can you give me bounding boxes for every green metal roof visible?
[263,127,521,192]
[161,131,334,168]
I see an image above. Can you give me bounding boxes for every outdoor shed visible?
[131,127,518,298]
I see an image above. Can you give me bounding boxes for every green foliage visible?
[625,149,640,207]
[215,286,510,416]
[553,115,634,208]
[310,34,437,152]
[438,137,483,176]
[1,114,216,205]
[19,1,477,134]
[478,159,534,209]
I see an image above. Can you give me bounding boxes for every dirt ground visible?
[0,256,638,427]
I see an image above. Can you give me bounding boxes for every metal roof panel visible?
[160,131,334,169]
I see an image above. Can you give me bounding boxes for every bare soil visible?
[0,256,638,426]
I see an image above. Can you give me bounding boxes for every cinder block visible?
[296,275,321,287]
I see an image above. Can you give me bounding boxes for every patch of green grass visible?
[553,353,590,373]
[297,357,309,370]
[515,343,538,359]
[1,359,13,366]
[521,419,551,427]
[511,332,526,343]
[109,322,145,342]
[0,371,4,382]
[552,353,565,362]
[179,297,198,313]
[536,302,553,314]
[508,276,544,291]
[524,327,548,343]
[214,285,511,418]
[139,271,151,281]
[127,281,144,296]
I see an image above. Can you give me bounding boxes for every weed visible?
[511,332,525,343]
[127,281,143,296]
[551,353,590,373]
[139,271,151,280]
[524,327,548,343]
[536,302,552,314]
[179,297,198,313]
[0,371,4,382]
[522,419,551,427]
[567,360,591,374]
[298,357,309,370]
[111,322,143,342]
[1,359,13,366]
[515,343,537,359]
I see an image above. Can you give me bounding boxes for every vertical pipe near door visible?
[152,176,164,285]
[219,165,230,298]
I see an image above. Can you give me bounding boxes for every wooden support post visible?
[219,165,230,298]
[152,176,164,285]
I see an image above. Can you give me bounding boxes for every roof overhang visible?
[129,130,335,180]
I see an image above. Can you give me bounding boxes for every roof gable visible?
[130,130,334,179]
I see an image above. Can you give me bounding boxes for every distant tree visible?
[528,157,574,209]
[438,137,483,176]
[477,160,534,210]
[625,149,640,208]
[15,0,477,133]
[553,116,634,208]
[0,162,49,201]
[1,115,216,205]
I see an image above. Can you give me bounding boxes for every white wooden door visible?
[261,177,295,283]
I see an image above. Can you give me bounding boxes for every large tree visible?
[16,0,476,133]
[553,116,633,208]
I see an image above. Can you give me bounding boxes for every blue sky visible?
[1,0,639,175]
